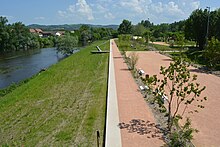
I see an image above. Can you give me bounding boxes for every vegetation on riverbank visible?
[0,16,116,54]
[0,40,109,146]
[0,17,56,52]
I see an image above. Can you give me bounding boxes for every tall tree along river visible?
[0,48,65,89]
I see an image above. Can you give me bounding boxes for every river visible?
[0,48,65,89]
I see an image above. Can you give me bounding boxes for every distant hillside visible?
[28,24,118,31]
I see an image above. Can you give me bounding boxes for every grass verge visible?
[0,40,109,146]
[150,43,181,51]
[115,39,149,51]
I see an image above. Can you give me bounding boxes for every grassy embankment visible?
[0,40,109,146]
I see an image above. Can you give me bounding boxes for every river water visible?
[0,48,65,89]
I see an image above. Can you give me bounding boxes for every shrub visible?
[128,52,139,70]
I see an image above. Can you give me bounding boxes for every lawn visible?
[0,40,109,146]
[115,39,184,52]
[115,39,150,51]
[150,43,182,51]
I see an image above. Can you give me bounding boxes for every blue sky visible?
[0,0,219,25]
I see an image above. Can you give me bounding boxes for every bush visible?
[168,118,198,147]
[204,37,220,69]
[57,34,78,55]
[128,52,138,70]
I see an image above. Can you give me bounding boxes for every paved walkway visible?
[105,40,122,147]
[105,40,164,147]
[130,51,220,147]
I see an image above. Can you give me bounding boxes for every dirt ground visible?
[128,51,220,147]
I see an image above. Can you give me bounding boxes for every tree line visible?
[118,8,220,69]
[0,16,56,53]
[0,16,117,54]
[56,24,117,55]
[118,8,220,49]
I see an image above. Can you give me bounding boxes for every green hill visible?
[28,24,118,31]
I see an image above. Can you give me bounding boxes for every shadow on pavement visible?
[118,119,164,140]
[162,59,172,61]
[189,68,212,74]
[113,56,123,59]
[120,68,130,71]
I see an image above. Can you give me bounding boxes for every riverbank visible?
[0,47,66,89]
[0,40,109,146]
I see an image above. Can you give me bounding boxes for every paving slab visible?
[112,42,164,147]
[130,51,220,147]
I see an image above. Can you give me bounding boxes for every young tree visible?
[175,33,185,50]
[168,118,198,146]
[128,52,138,70]
[148,58,207,132]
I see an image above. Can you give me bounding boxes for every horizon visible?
[0,0,219,25]
[28,23,119,26]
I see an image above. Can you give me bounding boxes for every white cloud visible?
[68,5,75,13]
[148,0,201,23]
[58,0,94,21]
[190,1,200,10]
[104,12,115,19]
[151,1,184,15]
[76,0,94,20]
[151,2,163,14]
[58,10,67,18]
[57,0,202,24]
[34,17,45,20]
[166,1,184,15]
[120,0,152,14]
[92,3,116,21]
[96,4,106,13]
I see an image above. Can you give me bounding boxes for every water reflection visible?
[0,48,65,89]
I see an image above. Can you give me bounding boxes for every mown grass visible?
[168,48,210,67]
[150,43,181,51]
[115,39,149,51]
[168,48,220,70]
[0,40,109,146]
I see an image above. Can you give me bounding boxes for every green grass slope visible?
[0,41,109,146]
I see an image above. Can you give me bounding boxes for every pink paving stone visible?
[131,51,220,147]
[112,41,164,147]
